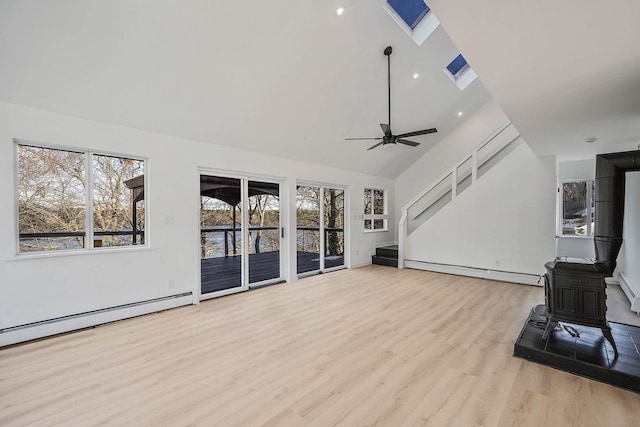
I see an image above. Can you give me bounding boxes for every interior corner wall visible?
[618,171,640,289]
[0,101,394,334]
[556,158,596,259]
[403,139,556,277]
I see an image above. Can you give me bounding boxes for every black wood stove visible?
[543,257,617,356]
[541,149,640,357]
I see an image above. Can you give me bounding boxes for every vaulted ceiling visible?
[0,1,490,178]
[429,0,640,161]
[2,1,638,179]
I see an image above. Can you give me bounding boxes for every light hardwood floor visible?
[1,266,638,426]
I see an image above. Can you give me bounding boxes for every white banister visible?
[397,121,521,268]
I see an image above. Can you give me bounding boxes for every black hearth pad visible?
[514,307,640,393]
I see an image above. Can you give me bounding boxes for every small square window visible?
[384,1,439,46]
[446,53,469,78]
[444,52,477,90]
[387,0,430,29]
[364,188,387,232]
[561,180,595,236]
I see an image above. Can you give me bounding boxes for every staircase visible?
[398,121,521,268]
[372,245,399,267]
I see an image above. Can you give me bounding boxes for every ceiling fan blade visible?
[396,128,438,138]
[397,139,420,147]
[345,137,383,141]
[380,123,392,137]
[367,142,384,150]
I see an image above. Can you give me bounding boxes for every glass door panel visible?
[296,185,321,274]
[324,188,345,269]
[200,175,243,294]
[248,180,280,284]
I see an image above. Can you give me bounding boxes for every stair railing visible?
[398,121,520,268]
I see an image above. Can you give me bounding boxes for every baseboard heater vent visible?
[619,272,640,314]
[0,292,193,347]
[404,260,542,286]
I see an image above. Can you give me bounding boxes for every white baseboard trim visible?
[0,292,193,347]
[404,260,542,286]
[619,272,640,314]
[351,260,372,269]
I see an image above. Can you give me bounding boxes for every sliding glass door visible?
[200,174,282,299]
[323,188,345,269]
[248,180,280,284]
[296,184,345,276]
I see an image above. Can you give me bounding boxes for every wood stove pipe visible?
[594,149,640,275]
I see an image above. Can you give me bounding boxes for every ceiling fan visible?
[346,46,437,150]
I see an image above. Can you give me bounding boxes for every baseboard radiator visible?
[0,292,193,347]
[619,272,640,314]
[404,260,542,286]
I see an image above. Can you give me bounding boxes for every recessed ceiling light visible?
[457,111,463,117]
[585,137,597,144]
[336,7,344,16]
[412,73,419,79]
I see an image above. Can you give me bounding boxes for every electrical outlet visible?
[168,279,175,289]
[495,260,501,267]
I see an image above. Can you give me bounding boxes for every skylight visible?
[387,0,430,29]
[446,53,469,78]
[384,1,439,46]
[444,52,477,91]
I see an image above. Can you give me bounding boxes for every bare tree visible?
[18,145,145,252]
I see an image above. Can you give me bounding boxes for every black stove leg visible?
[542,318,558,340]
[602,326,619,358]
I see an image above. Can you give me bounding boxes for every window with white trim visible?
[560,180,595,236]
[364,188,387,231]
[384,0,440,46]
[16,142,146,253]
[444,52,478,90]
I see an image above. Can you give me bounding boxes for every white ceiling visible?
[5,2,635,178]
[0,1,491,178]
[429,0,640,161]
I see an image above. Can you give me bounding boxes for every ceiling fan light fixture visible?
[344,45,438,151]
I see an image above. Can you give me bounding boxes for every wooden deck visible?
[201,251,344,293]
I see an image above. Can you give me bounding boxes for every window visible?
[17,142,146,253]
[364,188,387,231]
[444,52,477,90]
[561,180,595,236]
[387,0,429,29]
[384,1,439,46]
[446,53,469,78]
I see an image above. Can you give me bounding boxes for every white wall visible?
[556,158,596,258]
[0,101,394,331]
[395,98,509,219]
[618,171,640,290]
[402,139,556,277]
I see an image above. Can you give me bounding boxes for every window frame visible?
[558,178,595,238]
[364,188,388,233]
[14,139,149,256]
[444,52,478,91]
[383,0,440,47]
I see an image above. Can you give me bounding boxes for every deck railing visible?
[200,226,345,258]
[19,230,145,251]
